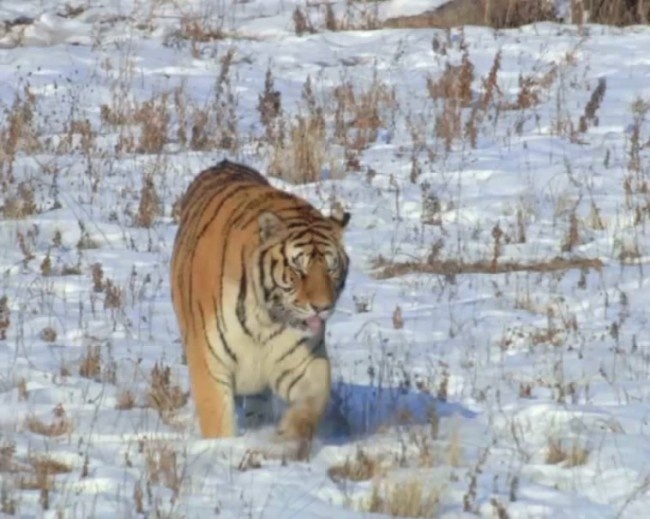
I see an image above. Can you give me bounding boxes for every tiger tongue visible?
[304,315,324,334]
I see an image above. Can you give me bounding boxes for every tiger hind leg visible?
[185,340,236,438]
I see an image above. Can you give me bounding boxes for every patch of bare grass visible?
[580,0,649,25]
[372,255,604,279]
[384,0,556,29]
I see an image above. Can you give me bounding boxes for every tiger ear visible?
[330,206,351,228]
[258,211,287,242]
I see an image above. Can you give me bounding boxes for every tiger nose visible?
[311,303,332,314]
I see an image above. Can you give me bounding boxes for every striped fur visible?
[171,160,350,446]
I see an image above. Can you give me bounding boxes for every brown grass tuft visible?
[25,405,73,437]
[115,389,136,410]
[292,6,315,36]
[147,363,189,418]
[2,181,37,219]
[79,344,102,380]
[328,448,385,482]
[546,438,590,467]
[365,477,442,518]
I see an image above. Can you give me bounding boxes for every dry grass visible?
[384,0,556,29]
[79,344,102,380]
[427,50,474,108]
[292,1,382,34]
[268,77,326,183]
[0,448,72,514]
[134,174,161,228]
[115,389,137,410]
[328,448,386,482]
[334,72,396,152]
[142,441,184,498]
[546,438,590,467]
[24,405,73,437]
[580,0,650,25]
[364,477,442,518]
[147,363,189,419]
[0,296,9,340]
[372,255,604,279]
[2,181,37,219]
[578,77,607,133]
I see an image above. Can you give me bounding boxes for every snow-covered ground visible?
[1,1,650,517]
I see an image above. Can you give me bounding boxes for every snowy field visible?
[0,0,650,517]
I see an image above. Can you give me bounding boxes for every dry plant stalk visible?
[578,77,607,132]
[134,175,161,228]
[292,6,315,36]
[79,344,102,380]
[257,67,283,143]
[427,50,475,107]
[480,50,502,111]
[392,306,404,329]
[0,296,9,340]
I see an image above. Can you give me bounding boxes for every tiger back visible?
[171,160,350,449]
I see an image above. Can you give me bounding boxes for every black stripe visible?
[204,359,233,389]
[274,368,292,393]
[289,228,312,242]
[276,337,310,364]
[213,296,238,364]
[239,196,308,229]
[274,344,317,395]
[197,303,229,368]
[262,324,286,345]
[285,355,318,400]
[191,183,242,250]
[236,250,253,338]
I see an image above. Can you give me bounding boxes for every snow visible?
[0,0,649,517]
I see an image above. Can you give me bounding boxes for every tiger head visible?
[256,207,350,336]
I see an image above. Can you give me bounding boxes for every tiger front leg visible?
[275,356,331,459]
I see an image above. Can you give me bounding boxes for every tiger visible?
[170,159,350,452]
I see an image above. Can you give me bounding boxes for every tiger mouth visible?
[301,315,324,334]
[268,307,325,334]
